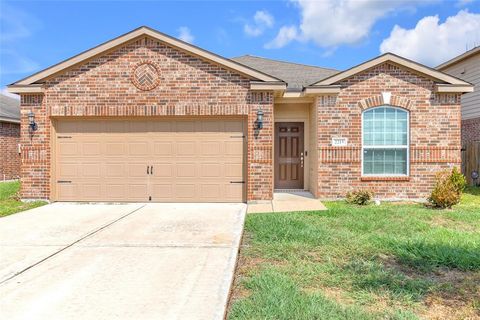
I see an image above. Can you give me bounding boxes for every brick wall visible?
[462,117,480,145]
[315,62,462,199]
[0,121,20,180]
[20,36,273,201]
[20,94,50,199]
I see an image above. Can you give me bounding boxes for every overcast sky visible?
[1,0,479,94]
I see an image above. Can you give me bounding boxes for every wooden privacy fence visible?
[462,142,480,186]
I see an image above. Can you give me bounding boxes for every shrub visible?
[428,167,466,209]
[346,189,374,205]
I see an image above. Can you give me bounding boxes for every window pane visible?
[363,107,408,146]
[363,149,407,175]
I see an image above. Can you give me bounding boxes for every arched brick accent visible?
[357,94,412,111]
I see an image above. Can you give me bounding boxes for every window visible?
[362,106,409,176]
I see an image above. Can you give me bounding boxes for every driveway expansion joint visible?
[0,204,146,285]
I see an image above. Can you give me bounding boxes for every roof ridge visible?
[233,54,339,72]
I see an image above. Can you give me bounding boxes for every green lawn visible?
[0,181,47,217]
[229,188,480,320]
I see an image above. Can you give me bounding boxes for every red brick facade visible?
[314,62,461,199]
[462,117,480,145]
[17,39,462,201]
[19,37,274,200]
[0,121,20,180]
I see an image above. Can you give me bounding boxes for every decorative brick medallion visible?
[131,61,160,91]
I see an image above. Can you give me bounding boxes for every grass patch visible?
[229,187,480,319]
[0,181,47,217]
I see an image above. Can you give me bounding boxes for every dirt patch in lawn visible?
[421,269,480,320]
[429,215,477,232]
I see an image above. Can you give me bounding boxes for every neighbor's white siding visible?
[441,52,480,120]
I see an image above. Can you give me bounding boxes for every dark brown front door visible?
[275,122,304,189]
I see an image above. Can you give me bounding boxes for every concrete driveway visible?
[0,202,246,320]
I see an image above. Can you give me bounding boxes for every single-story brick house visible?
[0,94,21,181]
[7,26,474,202]
[437,46,480,146]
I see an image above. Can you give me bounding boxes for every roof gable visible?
[312,53,471,87]
[437,46,480,70]
[12,26,282,87]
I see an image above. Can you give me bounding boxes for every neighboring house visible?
[437,46,480,146]
[0,94,21,181]
[7,26,473,202]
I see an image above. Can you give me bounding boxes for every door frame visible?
[274,121,306,190]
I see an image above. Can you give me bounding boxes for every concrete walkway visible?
[247,192,327,213]
[0,202,246,320]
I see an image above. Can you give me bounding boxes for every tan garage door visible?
[54,118,246,202]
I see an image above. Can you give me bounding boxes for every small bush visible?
[428,167,466,209]
[346,189,374,205]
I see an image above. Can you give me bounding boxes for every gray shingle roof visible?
[231,55,339,90]
[0,94,20,123]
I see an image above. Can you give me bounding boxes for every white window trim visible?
[361,106,410,177]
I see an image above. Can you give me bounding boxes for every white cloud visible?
[244,10,274,37]
[456,0,475,7]
[266,0,426,49]
[177,26,194,43]
[265,26,298,49]
[1,87,20,100]
[380,10,480,66]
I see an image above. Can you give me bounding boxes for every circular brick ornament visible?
[131,61,160,91]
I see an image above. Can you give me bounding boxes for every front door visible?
[274,122,304,189]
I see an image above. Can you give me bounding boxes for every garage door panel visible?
[105,142,125,156]
[106,163,125,177]
[200,184,221,199]
[57,163,77,178]
[128,142,149,156]
[57,183,76,199]
[225,141,243,156]
[176,121,196,132]
[55,118,245,202]
[200,164,222,177]
[82,163,102,177]
[152,163,173,177]
[82,142,101,156]
[225,184,243,201]
[176,184,196,199]
[82,184,102,199]
[224,120,244,132]
[225,163,243,178]
[105,184,127,199]
[151,184,173,200]
[125,185,148,201]
[58,142,78,156]
[176,163,196,177]
[201,142,222,155]
[176,142,196,156]
[201,120,223,132]
[153,142,173,156]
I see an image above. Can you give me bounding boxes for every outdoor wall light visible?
[28,111,38,133]
[256,109,264,129]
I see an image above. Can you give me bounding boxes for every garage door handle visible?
[147,166,150,175]
[150,166,153,175]
[230,181,245,184]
